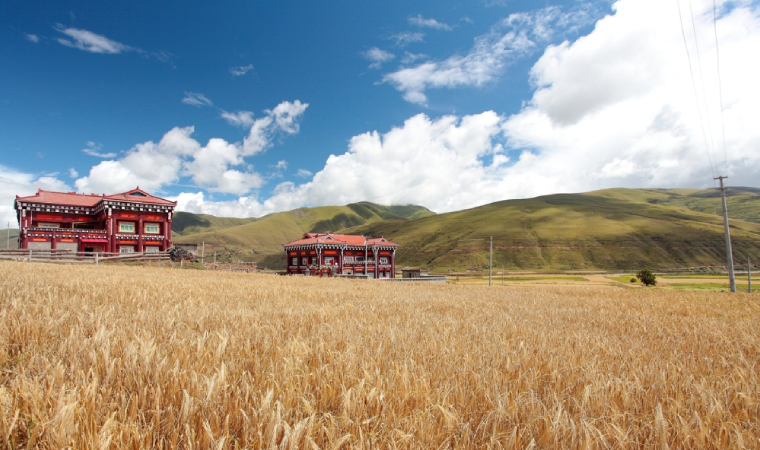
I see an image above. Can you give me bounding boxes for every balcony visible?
[24,227,107,236]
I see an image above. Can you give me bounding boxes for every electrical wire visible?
[687,0,720,172]
[713,0,729,176]
[676,0,717,179]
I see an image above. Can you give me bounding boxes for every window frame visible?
[38,223,60,229]
[324,256,335,266]
[144,223,160,234]
[291,257,298,266]
[380,257,389,264]
[119,246,134,254]
[118,221,135,233]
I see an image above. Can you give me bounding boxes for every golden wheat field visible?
[1,262,759,449]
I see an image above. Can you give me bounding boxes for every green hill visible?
[172,212,258,237]
[341,188,760,271]
[172,202,434,265]
[0,229,19,249]
[171,188,760,270]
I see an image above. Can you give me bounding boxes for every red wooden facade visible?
[14,188,176,254]
[283,233,398,278]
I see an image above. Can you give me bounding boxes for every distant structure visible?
[14,188,176,253]
[283,232,397,278]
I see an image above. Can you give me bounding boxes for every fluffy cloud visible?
[182,92,213,107]
[25,34,39,43]
[81,141,116,158]
[230,64,254,76]
[74,100,308,196]
[177,0,760,218]
[408,15,452,31]
[383,4,601,104]
[221,110,255,128]
[0,166,70,226]
[362,47,395,69]
[55,25,134,54]
[389,32,425,47]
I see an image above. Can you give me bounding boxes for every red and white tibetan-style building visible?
[14,188,176,254]
[283,233,398,278]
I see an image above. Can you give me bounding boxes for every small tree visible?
[636,268,657,286]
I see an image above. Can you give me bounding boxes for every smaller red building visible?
[14,188,176,254]
[283,233,398,278]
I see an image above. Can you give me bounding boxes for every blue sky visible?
[2,0,759,223]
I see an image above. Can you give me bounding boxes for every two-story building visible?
[14,188,176,254]
[283,232,398,278]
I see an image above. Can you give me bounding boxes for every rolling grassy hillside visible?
[342,188,760,271]
[173,202,434,265]
[172,212,258,237]
[172,188,760,270]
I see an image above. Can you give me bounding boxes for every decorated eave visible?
[14,188,176,215]
[282,232,398,251]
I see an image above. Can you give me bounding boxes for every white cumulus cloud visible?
[55,25,134,54]
[182,92,213,107]
[383,4,602,104]
[174,0,760,218]
[220,110,255,128]
[230,64,254,76]
[362,47,395,69]
[408,15,452,31]
[74,100,308,196]
[0,165,71,226]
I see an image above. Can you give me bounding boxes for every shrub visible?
[636,268,657,286]
[630,277,637,283]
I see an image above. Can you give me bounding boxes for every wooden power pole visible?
[715,176,736,292]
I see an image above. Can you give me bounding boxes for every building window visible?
[38,223,60,228]
[356,256,365,262]
[120,246,134,254]
[144,246,159,253]
[119,222,135,233]
[324,256,335,266]
[344,256,354,263]
[291,257,298,266]
[144,223,160,234]
[302,257,308,265]
[310,256,317,265]
[380,257,389,264]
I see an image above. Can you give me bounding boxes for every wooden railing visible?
[0,249,170,264]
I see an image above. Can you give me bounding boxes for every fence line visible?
[0,249,171,264]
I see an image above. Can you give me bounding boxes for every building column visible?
[107,209,114,253]
[392,248,396,279]
[167,212,173,247]
[373,246,379,278]
[137,218,143,252]
[340,247,344,275]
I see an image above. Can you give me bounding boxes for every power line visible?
[675,0,717,179]
[712,0,729,175]
[686,0,720,169]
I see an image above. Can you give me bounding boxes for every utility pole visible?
[201,241,205,265]
[715,176,736,292]
[6,222,9,249]
[749,257,752,293]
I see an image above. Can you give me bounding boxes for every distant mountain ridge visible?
[166,187,760,270]
[172,202,434,266]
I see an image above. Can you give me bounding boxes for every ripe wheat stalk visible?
[0,262,758,449]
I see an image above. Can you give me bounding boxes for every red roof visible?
[283,232,397,248]
[103,188,176,206]
[16,188,176,207]
[16,190,104,207]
